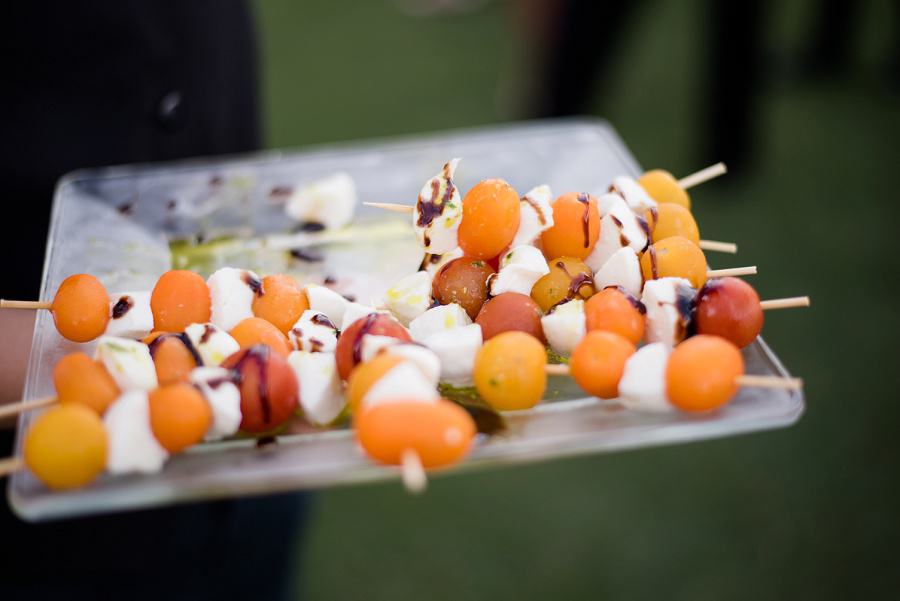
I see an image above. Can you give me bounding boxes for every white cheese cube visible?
[306,283,350,330]
[541,299,586,357]
[642,277,697,347]
[104,390,169,474]
[360,361,441,410]
[618,342,674,412]
[408,303,472,343]
[358,335,442,386]
[609,175,657,214]
[96,335,158,391]
[183,322,241,367]
[341,302,380,331]
[509,184,554,248]
[284,172,357,230]
[413,158,462,254]
[207,267,262,332]
[594,247,644,300]
[382,270,433,327]
[106,291,154,339]
[289,310,339,353]
[287,350,346,426]
[191,366,242,440]
[585,197,649,272]
[595,192,622,217]
[489,245,550,297]
[422,323,483,388]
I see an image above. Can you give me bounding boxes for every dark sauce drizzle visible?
[293,221,326,233]
[577,193,591,248]
[552,261,595,309]
[351,313,381,366]
[111,296,135,319]
[521,193,548,226]
[311,313,337,330]
[415,162,457,250]
[256,436,278,448]
[645,207,658,234]
[603,285,646,315]
[290,248,324,262]
[419,252,444,272]
[242,271,264,297]
[270,186,293,200]
[647,244,659,280]
[147,332,205,369]
[674,282,698,340]
[611,214,630,248]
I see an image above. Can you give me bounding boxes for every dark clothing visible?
[2,1,260,300]
[1,4,308,599]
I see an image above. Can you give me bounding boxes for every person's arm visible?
[0,309,36,430]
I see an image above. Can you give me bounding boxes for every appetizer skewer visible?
[364,201,737,254]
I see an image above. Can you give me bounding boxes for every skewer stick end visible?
[678,162,728,189]
[0,456,25,479]
[0,396,58,420]
[400,448,427,494]
[759,296,811,310]
[698,240,738,254]
[363,202,414,214]
[706,266,757,278]
[736,374,804,390]
[1,299,53,310]
[544,363,570,376]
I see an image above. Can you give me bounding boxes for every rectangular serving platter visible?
[8,118,804,521]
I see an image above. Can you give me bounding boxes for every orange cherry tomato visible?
[24,404,108,490]
[148,383,212,453]
[51,274,110,342]
[638,169,690,210]
[540,192,601,261]
[584,286,646,345]
[150,270,211,333]
[53,352,120,414]
[569,330,636,399]
[640,236,708,289]
[458,178,520,260]
[251,274,309,335]
[355,399,476,468]
[666,334,744,411]
[230,317,292,358]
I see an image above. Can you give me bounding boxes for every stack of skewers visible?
[0,160,808,494]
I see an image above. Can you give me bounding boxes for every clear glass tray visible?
[8,118,804,521]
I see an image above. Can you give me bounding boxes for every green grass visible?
[254,0,900,598]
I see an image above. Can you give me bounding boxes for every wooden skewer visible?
[1,299,52,310]
[759,296,810,310]
[735,375,803,390]
[364,202,412,213]
[400,448,427,494]
[698,240,737,254]
[677,162,727,190]
[707,266,756,278]
[0,456,25,479]
[0,396,57,419]
[544,364,570,376]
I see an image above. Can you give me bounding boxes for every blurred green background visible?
[254,0,899,598]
